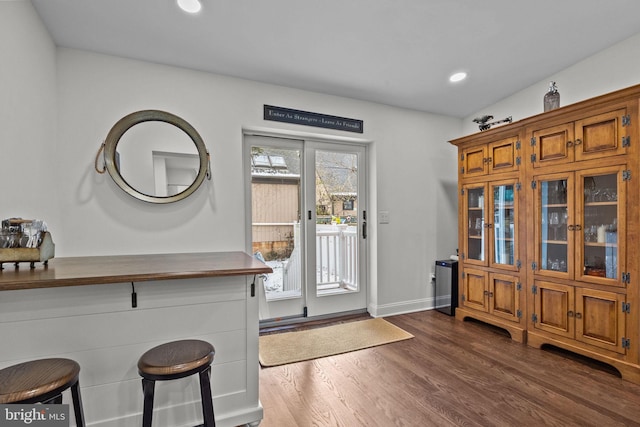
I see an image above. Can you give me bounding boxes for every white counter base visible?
[0,274,262,427]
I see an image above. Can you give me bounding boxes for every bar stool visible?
[137,339,215,427]
[0,358,86,427]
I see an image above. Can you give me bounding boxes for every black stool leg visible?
[43,394,63,404]
[199,366,215,427]
[141,378,156,427]
[70,380,86,427]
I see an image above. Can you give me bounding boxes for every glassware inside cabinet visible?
[583,173,618,279]
[493,184,515,266]
[467,187,485,261]
[540,179,568,272]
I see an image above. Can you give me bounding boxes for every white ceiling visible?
[31,0,640,118]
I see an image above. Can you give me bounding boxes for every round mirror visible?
[103,110,210,203]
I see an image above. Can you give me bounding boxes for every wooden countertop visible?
[0,251,272,291]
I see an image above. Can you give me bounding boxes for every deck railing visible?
[278,222,358,292]
[315,224,358,289]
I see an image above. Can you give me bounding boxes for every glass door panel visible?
[537,175,572,278]
[245,135,305,321]
[491,182,516,267]
[464,185,486,264]
[577,168,625,285]
[305,142,367,317]
[314,149,360,294]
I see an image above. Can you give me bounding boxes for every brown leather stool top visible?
[137,339,216,427]
[138,339,214,378]
[0,358,85,426]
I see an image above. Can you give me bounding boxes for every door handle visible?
[362,221,367,239]
[308,210,312,220]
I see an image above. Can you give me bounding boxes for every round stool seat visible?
[138,339,216,426]
[138,339,215,379]
[0,358,80,403]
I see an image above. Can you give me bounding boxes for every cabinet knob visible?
[567,140,574,147]
[575,224,582,231]
[568,225,575,231]
[575,312,582,319]
[568,310,574,317]
[574,139,583,146]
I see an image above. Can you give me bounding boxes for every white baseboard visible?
[82,392,262,427]
[368,297,436,317]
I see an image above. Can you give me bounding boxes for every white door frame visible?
[243,127,370,322]
[304,141,368,318]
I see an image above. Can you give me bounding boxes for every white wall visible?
[462,33,640,136]
[0,1,59,228]
[2,1,461,317]
[9,1,640,318]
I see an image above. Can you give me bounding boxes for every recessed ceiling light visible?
[177,0,202,14]
[449,72,467,83]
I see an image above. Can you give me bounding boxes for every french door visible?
[244,134,367,321]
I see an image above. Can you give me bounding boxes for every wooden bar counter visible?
[0,251,272,291]
[0,251,272,427]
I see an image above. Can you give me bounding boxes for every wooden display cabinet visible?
[450,83,640,384]
[455,126,526,344]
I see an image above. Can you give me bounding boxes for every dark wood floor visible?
[259,310,640,426]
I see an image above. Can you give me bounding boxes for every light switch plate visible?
[379,210,390,224]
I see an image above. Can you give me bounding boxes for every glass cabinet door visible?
[463,184,486,265]
[576,167,626,286]
[490,181,517,269]
[536,174,573,278]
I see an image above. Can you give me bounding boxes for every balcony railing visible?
[255,222,358,295]
[315,224,358,290]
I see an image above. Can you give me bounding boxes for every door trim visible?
[243,126,371,322]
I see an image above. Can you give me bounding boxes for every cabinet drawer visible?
[461,137,520,177]
[574,108,628,162]
[461,145,488,177]
[531,123,575,167]
[489,273,521,323]
[461,268,488,311]
[532,281,627,355]
[576,288,626,354]
[488,136,520,174]
[530,108,628,168]
[461,268,521,323]
[532,280,574,339]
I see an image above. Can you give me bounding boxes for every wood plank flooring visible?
[259,310,640,426]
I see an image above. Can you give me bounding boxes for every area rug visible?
[259,318,414,367]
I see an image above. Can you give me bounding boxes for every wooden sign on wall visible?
[264,105,363,133]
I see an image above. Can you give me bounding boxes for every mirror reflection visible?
[116,121,200,197]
